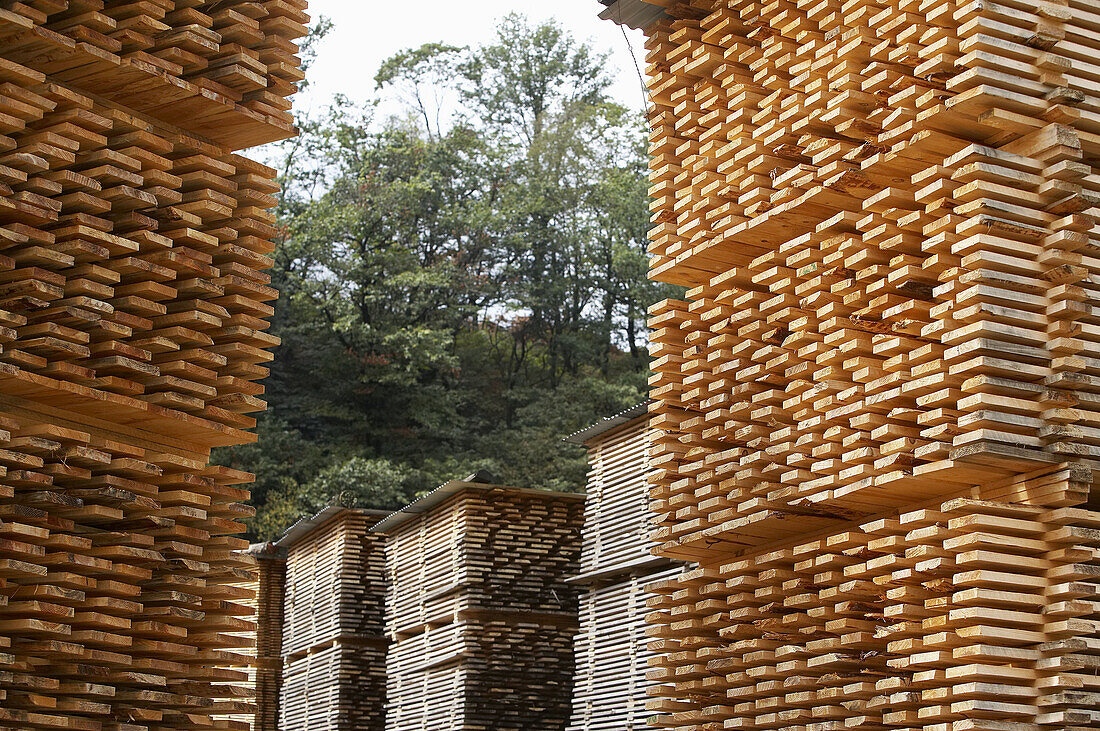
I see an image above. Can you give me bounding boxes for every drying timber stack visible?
[374,478,584,731]
[241,542,285,731]
[278,507,388,731]
[565,404,686,731]
[210,567,258,731]
[597,0,1100,728]
[0,1,305,729]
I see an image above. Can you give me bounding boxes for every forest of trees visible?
[219,15,678,539]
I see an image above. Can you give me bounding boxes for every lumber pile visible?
[209,543,284,731]
[594,0,1100,727]
[569,404,663,577]
[566,406,688,731]
[640,0,1100,561]
[238,542,285,731]
[0,2,303,729]
[642,471,1100,729]
[0,0,304,150]
[571,567,684,731]
[374,479,584,731]
[279,508,388,731]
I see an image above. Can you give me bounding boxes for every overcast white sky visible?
[296,0,648,116]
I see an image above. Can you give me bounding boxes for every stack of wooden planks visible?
[278,507,388,731]
[238,542,285,731]
[0,1,304,730]
[571,568,682,731]
[374,479,584,731]
[641,470,1100,729]
[211,564,259,731]
[568,405,663,576]
[566,405,687,731]
[596,0,1100,728]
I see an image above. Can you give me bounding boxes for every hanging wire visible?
[614,1,654,113]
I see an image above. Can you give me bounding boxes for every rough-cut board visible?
[0,1,304,729]
[373,480,584,731]
[596,0,1100,728]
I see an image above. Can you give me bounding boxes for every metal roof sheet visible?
[598,0,669,29]
[370,479,584,535]
[274,505,391,550]
[563,401,651,445]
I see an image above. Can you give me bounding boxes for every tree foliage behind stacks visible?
[218,15,679,539]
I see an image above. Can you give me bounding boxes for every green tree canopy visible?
[219,15,679,540]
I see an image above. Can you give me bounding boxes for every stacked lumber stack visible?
[384,621,467,729]
[213,545,283,725]
[0,2,303,730]
[236,542,285,731]
[571,406,660,576]
[375,480,584,731]
[252,546,285,731]
[280,643,386,731]
[566,407,688,731]
[570,566,683,731]
[279,508,388,731]
[644,469,1100,729]
[0,0,304,149]
[594,0,1100,727]
[639,0,1100,561]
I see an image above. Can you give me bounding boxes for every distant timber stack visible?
[565,404,686,731]
[242,541,285,731]
[373,476,584,731]
[276,507,389,731]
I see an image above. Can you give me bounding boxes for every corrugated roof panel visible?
[598,0,668,29]
[370,480,584,535]
[563,401,651,445]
